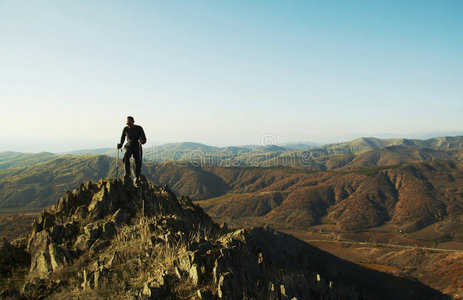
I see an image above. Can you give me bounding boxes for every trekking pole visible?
[138,140,144,215]
[116,147,119,179]
[138,140,142,179]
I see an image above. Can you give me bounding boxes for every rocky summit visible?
[0,178,447,299]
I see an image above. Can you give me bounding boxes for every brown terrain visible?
[204,161,463,235]
[0,213,38,241]
[284,230,463,299]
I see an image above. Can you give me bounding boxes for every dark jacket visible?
[120,125,147,148]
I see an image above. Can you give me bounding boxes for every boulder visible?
[189,263,201,285]
[30,242,74,278]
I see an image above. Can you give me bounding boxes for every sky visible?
[1,0,462,152]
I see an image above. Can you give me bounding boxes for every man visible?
[117,116,147,180]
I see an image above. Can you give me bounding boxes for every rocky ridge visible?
[0,177,365,299]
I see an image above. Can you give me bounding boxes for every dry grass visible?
[47,215,172,298]
[83,214,212,298]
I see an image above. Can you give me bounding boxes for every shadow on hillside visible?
[251,227,450,300]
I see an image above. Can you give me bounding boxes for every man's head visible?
[126,116,135,128]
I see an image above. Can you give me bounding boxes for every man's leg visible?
[123,148,133,176]
[133,146,142,178]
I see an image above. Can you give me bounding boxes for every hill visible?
[0,154,116,208]
[144,136,463,168]
[263,144,463,170]
[0,152,56,170]
[1,152,462,236]
[63,148,113,155]
[318,136,463,156]
[0,156,233,210]
[26,135,463,167]
[0,178,446,299]
[205,161,463,234]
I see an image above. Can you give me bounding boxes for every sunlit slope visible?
[0,154,115,208]
[0,152,56,170]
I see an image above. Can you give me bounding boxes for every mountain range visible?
[1,136,463,237]
[55,136,463,167]
[205,161,463,232]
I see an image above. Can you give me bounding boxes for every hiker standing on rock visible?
[117,116,147,180]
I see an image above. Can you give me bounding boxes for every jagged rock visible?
[29,241,74,278]
[189,263,201,285]
[49,243,72,270]
[40,211,55,230]
[47,221,79,245]
[74,205,88,220]
[27,225,77,278]
[211,231,262,298]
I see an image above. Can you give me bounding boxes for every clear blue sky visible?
[1,0,462,152]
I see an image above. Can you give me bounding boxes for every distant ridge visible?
[5,136,462,162]
[49,136,463,166]
[63,147,112,155]
[0,152,56,170]
[318,136,463,155]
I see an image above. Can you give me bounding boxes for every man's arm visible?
[139,126,147,144]
[118,127,127,148]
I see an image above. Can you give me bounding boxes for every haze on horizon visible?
[1,1,462,153]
